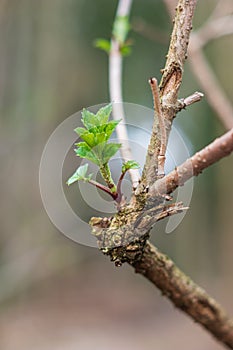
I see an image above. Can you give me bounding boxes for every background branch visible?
[194,15,233,48]
[109,0,140,186]
[188,34,233,130]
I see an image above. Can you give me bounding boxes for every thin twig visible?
[88,179,118,200]
[109,0,140,187]
[149,77,166,177]
[176,91,204,111]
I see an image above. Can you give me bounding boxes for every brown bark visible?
[93,0,233,348]
[140,0,197,188]
[131,242,233,349]
[150,127,233,197]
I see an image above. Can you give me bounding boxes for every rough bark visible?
[132,242,233,349]
[150,127,233,197]
[90,0,233,348]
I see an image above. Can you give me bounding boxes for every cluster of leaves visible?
[75,104,121,167]
[67,104,120,185]
[95,15,132,56]
[67,104,140,204]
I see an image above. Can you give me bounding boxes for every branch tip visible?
[176,91,204,112]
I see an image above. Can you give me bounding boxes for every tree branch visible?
[133,17,233,130]
[92,125,233,347]
[109,0,140,187]
[149,78,166,177]
[131,241,233,349]
[92,1,233,348]
[176,91,204,111]
[159,0,197,109]
[150,127,233,197]
[140,0,197,189]
[164,0,233,130]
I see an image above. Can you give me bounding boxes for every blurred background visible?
[0,0,233,349]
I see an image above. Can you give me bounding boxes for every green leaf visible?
[76,130,107,148]
[67,164,92,185]
[81,109,98,129]
[104,120,121,138]
[74,127,87,136]
[79,132,96,147]
[96,103,112,124]
[120,44,132,57]
[94,38,111,54]
[113,16,130,44]
[122,160,140,173]
[81,104,113,130]
[88,119,120,141]
[75,144,100,165]
[101,143,121,164]
[75,141,88,148]
[94,133,107,145]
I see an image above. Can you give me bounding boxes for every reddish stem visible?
[88,179,118,200]
[116,171,127,204]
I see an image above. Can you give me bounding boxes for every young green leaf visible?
[103,120,121,138]
[101,143,121,164]
[120,44,132,57]
[74,127,87,136]
[67,164,92,185]
[81,132,106,148]
[96,103,112,124]
[81,109,98,129]
[75,144,100,165]
[94,38,111,54]
[88,120,121,141]
[122,160,140,173]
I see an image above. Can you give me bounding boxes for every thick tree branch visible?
[93,1,233,349]
[131,241,233,349]
[140,0,197,189]
[160,0,197,108]
[109,0,140,186]
[92,125,233,347]
[164,0,233,130]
